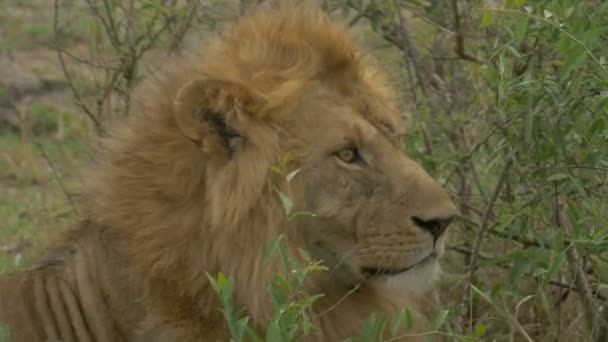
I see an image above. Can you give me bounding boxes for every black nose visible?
[412,216,453,240]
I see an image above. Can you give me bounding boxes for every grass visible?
[0,103,89,272]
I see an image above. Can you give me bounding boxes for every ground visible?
[0,1,95,272]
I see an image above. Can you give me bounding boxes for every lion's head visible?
[84,4,457,338]
[285,86,457,295]
[171,5,457,292]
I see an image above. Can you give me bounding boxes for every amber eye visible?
[336,147,359,163]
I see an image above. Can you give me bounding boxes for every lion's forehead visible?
[292,82,406,145]
[361,109,406,140]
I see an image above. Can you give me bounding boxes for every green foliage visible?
[0,325,9,342]
[210,231,431,341]
[207,239,328,342]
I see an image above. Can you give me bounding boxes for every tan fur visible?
[0,5,456,341]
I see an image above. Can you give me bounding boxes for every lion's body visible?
[0,5,456,341]
[0,224,135,341]
[0,224,424,341]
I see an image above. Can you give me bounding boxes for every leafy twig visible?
[479,8,608,76]
[556,196,607,341]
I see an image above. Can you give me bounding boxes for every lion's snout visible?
[411,215,454,241]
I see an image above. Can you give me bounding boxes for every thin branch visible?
[460,156,513,334]
[315,284,360,318]
[449,0,484,63]
[85,0,121,49]
[35,141,80,218]
[469,156,513,278]
[54,0,104,134]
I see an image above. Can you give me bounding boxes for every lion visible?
[0,5,457,342]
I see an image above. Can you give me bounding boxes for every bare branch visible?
[460,155,513,334]
[53,0,104,134]
[449,0,484,63]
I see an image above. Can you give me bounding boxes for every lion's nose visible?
[411,216,454,240]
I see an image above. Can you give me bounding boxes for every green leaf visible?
[234,317,251,342]
[270,275,290,308]
[276,240,291,272]
[375,315,387,341]
[544,250,566,284]
[510,252,532,284]
[476,322,487,337]
[247,328,264,342]
[0,325,10,342]
[298,248,313,263]
[263,235,284,263]
[498,53,505,75]
[268,165,283,175]
[265,320,281,342]
[582,26,608,42]
[504,45,522,59]
[300,293,325,306]
[390,309,405,337]
[360,314,377,342]
[218,273,227,291]
[404,308,414,331]
[559,47,587,80]
[524,108,536,144]
[514,18,529,45]
[482,12,493,28]
[588,117,605,136]
[206,273,220,293]
[220,276,234,310]
[547,172,569,182]
[310,264,329,272]
[286,168,300,182]
[471,285,491,302]
[302,313,313,335]
[433,309,449,329]
[276,190,293,215]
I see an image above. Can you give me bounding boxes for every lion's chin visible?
[369,256,441,296]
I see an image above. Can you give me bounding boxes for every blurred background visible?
[0,0,607,340]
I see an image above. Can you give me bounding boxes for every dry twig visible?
[460,156,513,334]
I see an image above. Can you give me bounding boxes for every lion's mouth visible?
[361,252,436,278]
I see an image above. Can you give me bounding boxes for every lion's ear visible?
[173,79,262,155]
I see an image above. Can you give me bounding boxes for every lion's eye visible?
[336,147,360,164]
